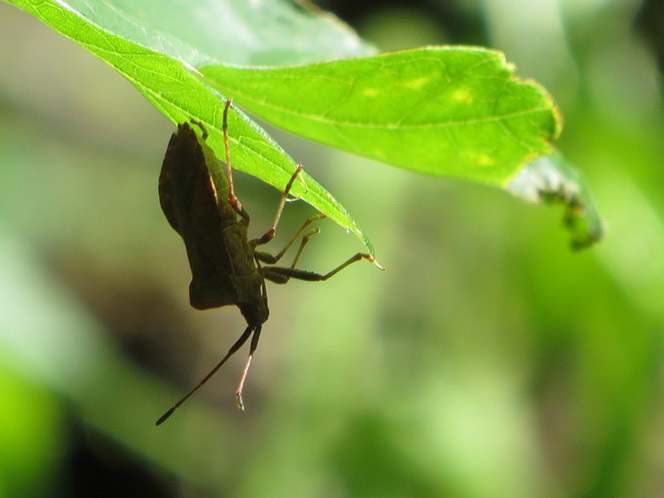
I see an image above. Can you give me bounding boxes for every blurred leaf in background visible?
[0,1,663,498]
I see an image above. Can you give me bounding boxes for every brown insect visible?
[156,100,381,425]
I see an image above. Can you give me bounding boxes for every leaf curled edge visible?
[507,151,605,250]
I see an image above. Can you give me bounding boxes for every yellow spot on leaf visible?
[464,150,495,167]
[451,87,473,103]
[476,153,494,166]
[403,77,430,90]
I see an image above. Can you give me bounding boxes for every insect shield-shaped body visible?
[158,120,267,327]
[156,100,381,425]
[157,116,267,425]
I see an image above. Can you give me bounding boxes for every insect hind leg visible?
[263,253,383,284]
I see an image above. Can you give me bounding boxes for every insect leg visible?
[262,253,384,284]
[155,324,255,425]
[222,99,245,216]
[255,213,325,264]
[259,228,320,284]
[283,228,319,271]
[252,164,304,246]
[188,120,209,140]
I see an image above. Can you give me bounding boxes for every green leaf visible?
[20,0,375,66]
[507,151,605,249]
[202,47,562,185]
[5,0,377,254]
[5,0,601,250]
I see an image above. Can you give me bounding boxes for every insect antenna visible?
[155,324,256,425]
[235,324,262,410]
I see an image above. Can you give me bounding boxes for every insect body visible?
[156,100,381,425]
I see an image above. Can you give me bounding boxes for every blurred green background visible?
[1,0,663,497]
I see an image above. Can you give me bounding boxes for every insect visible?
[156,99,382,425]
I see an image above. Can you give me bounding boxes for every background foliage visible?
[0,0,663,497]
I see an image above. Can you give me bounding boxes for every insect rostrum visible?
[156,100,382,425]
